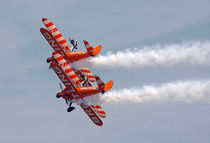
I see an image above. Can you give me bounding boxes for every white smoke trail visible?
[83,80,210,105]
[73,41,210,68]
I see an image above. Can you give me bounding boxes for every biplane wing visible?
[80,103,103,126]
[42,18,71,53]
[40,28,70,61]
[50,61,80,99]
[91,105,106,118]
[52,52,81,88]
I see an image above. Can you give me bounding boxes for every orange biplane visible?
[40,18,102,63]
[49,52,113,126]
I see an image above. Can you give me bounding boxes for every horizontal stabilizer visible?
[92,45,102,56]
[104,80,114,91]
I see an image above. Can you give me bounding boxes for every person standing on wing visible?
[69,37,78,51]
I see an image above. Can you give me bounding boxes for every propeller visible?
[49,65,52,70]
[59,82,63,91]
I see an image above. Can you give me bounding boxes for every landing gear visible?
[66,99,75,112]
[102,90,105,94]
[57,83,75,113]
[67,107,75,112]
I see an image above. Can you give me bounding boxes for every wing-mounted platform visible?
[80,103,103,126]
[42,18,71,53]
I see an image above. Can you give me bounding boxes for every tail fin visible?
[83,40,94,53]
[95,75,105,90]
[83,40,102,56]
[95,75,114,91]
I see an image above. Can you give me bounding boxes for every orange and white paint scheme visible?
[40,18,102,63]
[41,18,113,126]
[50,53,113,126]
[51,52,113,100]
[91,105,106,118]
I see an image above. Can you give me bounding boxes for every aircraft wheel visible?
[67,107,75,112]
[102,90,105,94]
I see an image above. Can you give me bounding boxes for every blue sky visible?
[1,0,210,143]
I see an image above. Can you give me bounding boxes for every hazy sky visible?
[1,0,210,143]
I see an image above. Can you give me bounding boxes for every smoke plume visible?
[75,41,210,68]
[82,80,210,105]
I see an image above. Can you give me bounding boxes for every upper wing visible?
[91,105,106,118]
[80,103,103,126]
[52,52,81,87]
[40,28,68,58]
[42,18,71,53]
[50,61,78,95]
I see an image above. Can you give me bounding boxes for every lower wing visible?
[80,103,103,126]
[91,105,106,118]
